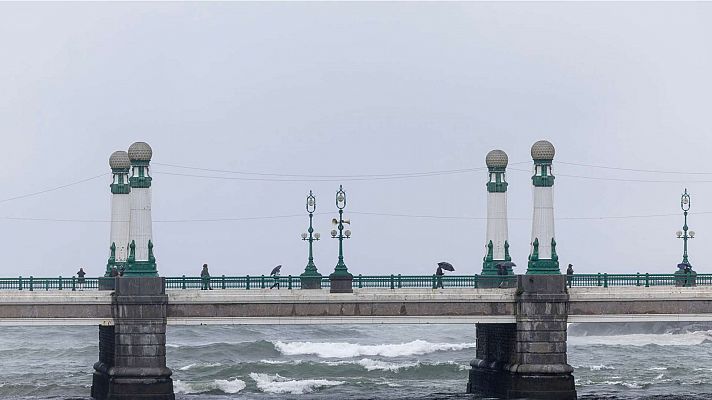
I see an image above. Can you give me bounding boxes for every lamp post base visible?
[329,274,353,293]
[300,275,322,289]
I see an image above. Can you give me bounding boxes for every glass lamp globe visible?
[676,231,683,238]
[301,233,308,239]
[331,229,338,237]
[344,229,351,237]
[690,231,696,238]
[314,232,321,240]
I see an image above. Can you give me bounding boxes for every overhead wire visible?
[558,161,712,175]
[152,162,509,178]
[4,210,712,224]
[0,173,109,204]
[507,167,712,183]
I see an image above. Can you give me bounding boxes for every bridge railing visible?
[0,273,710,291]
[567,273,711,288]
[0,276,100,291]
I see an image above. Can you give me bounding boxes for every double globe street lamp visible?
[300,190,323,289]
[676,189,695,267]
[675,188,697,286]
[329,185,353,293]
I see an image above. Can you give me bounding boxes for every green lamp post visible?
[329,185,353,293]
[674,189,696,286]
[300,190,323,289]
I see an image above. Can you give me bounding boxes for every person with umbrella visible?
[497,261,516,288]
[436,262,454,289]
[270,265,281,290]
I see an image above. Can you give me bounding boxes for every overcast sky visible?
[1,2,711,278]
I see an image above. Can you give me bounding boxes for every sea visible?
[0,324,711,400]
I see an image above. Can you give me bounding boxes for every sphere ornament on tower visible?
[531,140,555,162]
[109,151,131,171]
[485,149,509,170]
[128,141,153,162]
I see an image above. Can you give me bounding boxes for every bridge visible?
[2,140,707,400]
[0,274,709,326]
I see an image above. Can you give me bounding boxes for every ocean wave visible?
[249,373,344,394]
[274,339,474,358]
[321,358,421,372]
[569,331,712,347]
[174,378,246,394]
[576,379,648,389]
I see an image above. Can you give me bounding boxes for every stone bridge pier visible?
[468,275,576,399]
[91,277,174,400]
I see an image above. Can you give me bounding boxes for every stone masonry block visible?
[117,333,166,346]
[516,341,567,354]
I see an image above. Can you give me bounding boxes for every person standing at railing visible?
[77,268,86,290]
[566,264,574,286]
[200,264,212,290]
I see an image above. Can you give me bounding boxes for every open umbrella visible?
[497,261,516,269]
[437,262,455,272]
[270,265,282,276]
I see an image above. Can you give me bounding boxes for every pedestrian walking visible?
[200,264,212,290]
[270,265,281,289]
[435,266,444,289]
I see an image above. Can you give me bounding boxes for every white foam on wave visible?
[260,359,303,365]
[215,378,247,393]
[178,362,222,371]
[590,364,615,371]
[249,373,344,394]
[359,358,417,371]
[274,339,474,358]
[568,331,712,347]
[648,367,668,371]
[173,378,246,394]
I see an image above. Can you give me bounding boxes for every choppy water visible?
[0,325,710,399]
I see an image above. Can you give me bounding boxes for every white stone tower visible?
[527,140,560,274]
[126,141,157,276]
[482,150,512,275]
[106,151,132,275]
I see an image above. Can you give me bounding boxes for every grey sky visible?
[1,2,711,277]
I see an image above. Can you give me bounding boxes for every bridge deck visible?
[0,287,709,325]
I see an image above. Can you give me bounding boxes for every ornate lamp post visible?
[676,189,696,266]
[300,191,323,289]
[329,185,353,293]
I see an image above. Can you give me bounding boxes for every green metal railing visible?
[0,273,708,291]
[0,276,100,291]
[567,273,710,288]
[163,274,516,290]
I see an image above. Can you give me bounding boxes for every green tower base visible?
[526,259,560,275]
